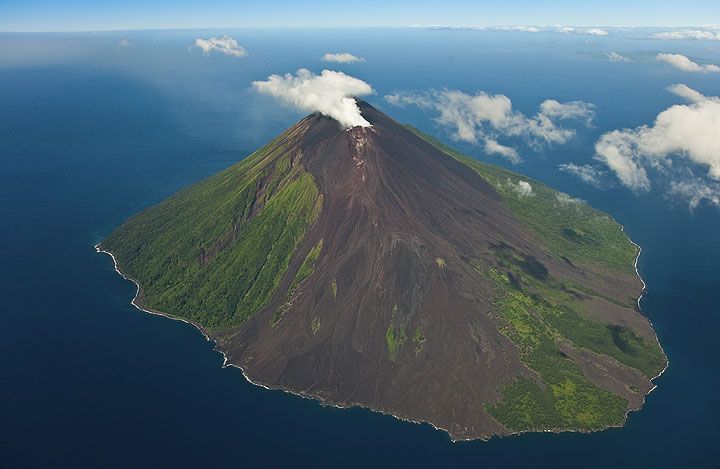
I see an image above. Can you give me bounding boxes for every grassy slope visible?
[403,125,637,273]
[486,270,628,431]
[404,125,665,432]
[101,126,323,330]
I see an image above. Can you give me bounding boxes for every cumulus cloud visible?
[555,192,585,207]
[649,29,720,40]
[252,68,374,128]
[191,36,248,58]
[485,139,521,163]
[667,179,720,209]
[494,26,539,33]
[666,83,707,103]
[539,99,595,124]
[414,24,538,32]
[322,52,366,64]
[507,179,534,197]
[656,53,720,73]
[605,52,631,62]
[558,163,604,187]
[385,89,594,158]
[594,85,720,208]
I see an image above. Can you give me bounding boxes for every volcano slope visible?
[100,100,666,440]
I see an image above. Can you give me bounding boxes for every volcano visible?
[99,100,666,440]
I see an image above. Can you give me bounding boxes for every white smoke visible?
[252,69,374,128]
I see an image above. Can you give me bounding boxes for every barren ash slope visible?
[99,100,666,440]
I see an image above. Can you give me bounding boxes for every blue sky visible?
[1,0,719,32]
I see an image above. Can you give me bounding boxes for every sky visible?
[1,0,719,32]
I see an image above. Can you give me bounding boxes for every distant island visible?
[98,101,666,440]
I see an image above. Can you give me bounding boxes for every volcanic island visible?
[98,100,666,441]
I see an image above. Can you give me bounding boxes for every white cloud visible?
[485,139,521,163]
[584,28,609,36]
[605,52,631,62]
[667,83,707,103]
[415,25,538,32]
[539,99,595,124]
[667,180,720,209]
[118,38,132,48]
[556,26,608,36]
[558,163,604,187]
[594,85,720,207]
[252,69,374,128]
[656,53,720,73]
[507,179,534,197]
[385,90,593,154]
[649,29,720,40]
[494,26,539,33]
[555,192,585,206]
[191,36,248,58]
[322,52,366,64]
[413,24,611,35]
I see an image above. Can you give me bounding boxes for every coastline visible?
[95,224,669,441]
[95,241,491,441]
[94,243,212,343]
[620,225,670,388]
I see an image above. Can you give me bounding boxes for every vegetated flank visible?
[386,305,407,361]
[273,238,324,324]
[101,125,323,330]
[413,327,426,354]
[483,267,662,431]
[404,125,638,274]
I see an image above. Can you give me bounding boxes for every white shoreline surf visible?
[95,244,212,342]
[95,242,475,440]
[95,220,669,441]
[620,225,670,390]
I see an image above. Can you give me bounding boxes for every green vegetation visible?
[630,385,639,393]
[101,125,323,330]
[404,125,638,273]
[405,123,667,428]
[311,317,321,334]
[413,327,425,354]
[386,306,407,361]
[435,257,446,268]
[287,239,324,300]
[560,280,632,309]
[332,279,338,298]
[490,247,665,378]
[273,239,324,325]
[485,265,665,431]
[485,272,628,431]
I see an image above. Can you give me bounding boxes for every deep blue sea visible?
[1,29,719,467]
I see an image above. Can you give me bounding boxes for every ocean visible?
[1,28,718,467]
